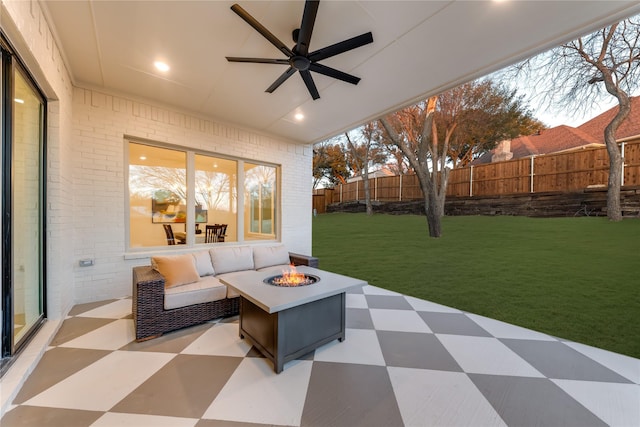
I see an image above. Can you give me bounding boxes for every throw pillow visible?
[151,254,200,288]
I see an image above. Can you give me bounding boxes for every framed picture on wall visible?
[151,189,186,223]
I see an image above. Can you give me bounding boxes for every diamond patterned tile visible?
[388,367,507,426]
[465,313,557,341]
[301,362,404,427]
[404,295,461,313]
[437,335,544,377]
[68,299,118,317]
[563,340,640,384]
[181,323,252,357]
[370,308,431,333]
[58,319,136,351]
[23,351,175,411]
[501,339,634,383]
[120,322,211,354]
[365,294,414,310]
[313,328,385,366]
[49,317,117,346]
[92,412,199,427]
[345,307,374,329]
[13,347,111,404]
[0,406,104,427]
[469,374,608,426]
[377,330,462,371]
[75,299,132,319]
[551,379,640,427]
[111,354,242,418]
[203,358,312,426]
[419,312,492,337]
[4,291,638,427]
[345,293,368,308]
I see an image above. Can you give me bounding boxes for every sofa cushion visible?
[210,246,254,275]
[164,276,228,310]
[192,250,215,276]
[151,254,200,288]
[253,244,290,270]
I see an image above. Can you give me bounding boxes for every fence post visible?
[399,174,403,201]
[469,165,474,197]
[621,142,626,187]
[530,156,535,193]
[356,181,359,201]
[375,176,378,201]
[340,184,343,203]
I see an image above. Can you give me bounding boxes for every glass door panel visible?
[12,67,44,345]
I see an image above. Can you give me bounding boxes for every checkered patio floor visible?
[2,285,639,426]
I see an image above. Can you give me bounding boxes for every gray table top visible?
[218,266,367,313]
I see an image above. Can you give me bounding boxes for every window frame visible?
[125,137,280,252]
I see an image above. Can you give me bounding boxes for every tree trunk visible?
[416,170,441,237]
[601,77,631,222]
[604,126,623,221]
[426,189,442,237]
[362,169,372,216]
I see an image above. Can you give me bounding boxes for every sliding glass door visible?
[10,66,45,346]
[1,40,46,369]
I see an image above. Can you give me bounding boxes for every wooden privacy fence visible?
[313,139,640,212]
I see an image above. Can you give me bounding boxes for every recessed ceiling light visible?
[14,98,24,104]
[154,61,170,72]
[139,156,147,160]
[294,113,304,121]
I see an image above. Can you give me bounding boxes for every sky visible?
[533,96,620,128]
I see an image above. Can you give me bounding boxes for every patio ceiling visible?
[41,1,640,145]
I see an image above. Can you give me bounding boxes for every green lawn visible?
[312,213,640,359]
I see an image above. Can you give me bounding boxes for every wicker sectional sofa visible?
[132,244,318,341]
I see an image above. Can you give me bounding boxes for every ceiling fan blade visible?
[309,63,361,85]
[300,70,320,100]
[230,4,294,57]
[266,67,297,93]
[309,32,373,62]
[226,57,290,65]
[296,0,319,56]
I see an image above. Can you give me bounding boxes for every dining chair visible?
[163,224,185,245]
[163,224,176,245]
[205,224,227,243]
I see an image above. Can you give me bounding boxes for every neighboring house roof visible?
[473,96,640,165]
[577,96,640,142]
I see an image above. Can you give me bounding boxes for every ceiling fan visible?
[226,0,373,100]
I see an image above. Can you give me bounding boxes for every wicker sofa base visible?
[132,251,318,341]
[133,266,240,341]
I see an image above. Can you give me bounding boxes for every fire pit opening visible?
[263,265,320,287]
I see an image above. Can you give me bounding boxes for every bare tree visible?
[510,17,640,221]
[380,97,448,237]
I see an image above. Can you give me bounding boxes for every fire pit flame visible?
[263,265,319,287]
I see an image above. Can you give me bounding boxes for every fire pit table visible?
[219,266,366,373]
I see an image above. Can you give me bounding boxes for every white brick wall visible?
[2,0,76,321]
[1,0,313,310]
[72,88,313,303]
